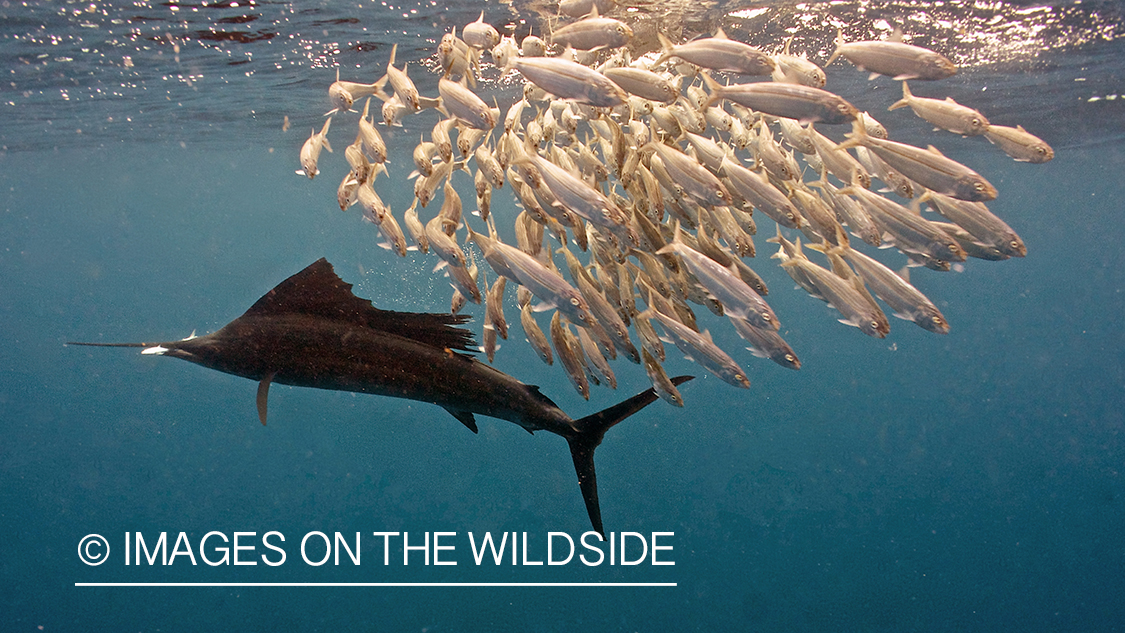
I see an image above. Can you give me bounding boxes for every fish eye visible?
[870,321,879,330]
[931,316,942,324]
[1010,240,1020,249]
[762,314,772,322]
[784,354,795,362]
[716,190,725,199]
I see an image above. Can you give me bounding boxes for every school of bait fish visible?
[297,5,1053,407]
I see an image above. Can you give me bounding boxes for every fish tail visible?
[887,81,911,111]
[824,28,845,68]
[837,118,868,151]
[566,375,693,535]
[699,71,722,111]
[652,31,675,67]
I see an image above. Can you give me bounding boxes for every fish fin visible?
[443,407,479,433]
[867,72,880,81]
[256,372,275,426]
[825,29,845,67]
[888,81,911,110]
[239,259,476,353]
[567,375,694,535]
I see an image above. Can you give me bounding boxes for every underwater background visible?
[2,0,1124,630]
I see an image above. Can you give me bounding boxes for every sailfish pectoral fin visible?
[257,372,276,426]
[567,375,695,536]
[442,407,479,434]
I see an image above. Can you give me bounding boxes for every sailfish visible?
[69,258,691,534]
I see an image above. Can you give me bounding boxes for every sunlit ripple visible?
[0,0,1121,151]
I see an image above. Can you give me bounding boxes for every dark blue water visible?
[3,0,1124,631]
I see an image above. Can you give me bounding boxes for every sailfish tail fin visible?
[567,375,694,536]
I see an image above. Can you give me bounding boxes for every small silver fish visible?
[462,11,500,50]
[783,118,819,157]
[446,261,482,305]
[438,76,496,131]
[646,309,749,389]
[922,190,1026,257]
[844,122,997,202]
[826,30,957,81]
[771,37,826,88]
[656,224,778,330]
[728,317,800,370]
[720,156,804,229]
[336,172,359,211]
[576,325,616,389]
[779,252,890,338]
[983,124,1054,163]
[841,185,966,262]
[836,245,950,334]
[805,123,871,188]
[371,208,409,258]
[603,67,678,104]
[327,67,380,114]
[506,57,627,108]
[701,73,858,125]
[551,311,590,400]
[357,98,387,164]
[647,142,731,208]
[488,236,596,328]
[521,302,554,366]
[424,212,468,268]
[550,9,633,51]
[413,138,438,178]
[403,203,428,254]
[298,117,333,179]
[888,81,990,136]
[655,29,775,76]
[521,34,547,58]
[642,348,683,407]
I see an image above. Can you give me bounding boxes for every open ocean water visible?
[2,0,1124,630]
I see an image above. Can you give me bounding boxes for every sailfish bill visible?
[68,258,692,534]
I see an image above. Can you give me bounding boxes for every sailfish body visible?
[70,258,691,534]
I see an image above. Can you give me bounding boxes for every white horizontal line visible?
[75,582,676,588]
